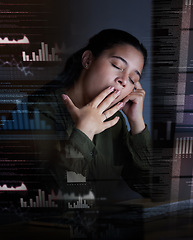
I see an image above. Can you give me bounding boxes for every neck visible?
[65,71,87,108]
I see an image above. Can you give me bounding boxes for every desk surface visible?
[1,198,193,240]
[1,212,193,240]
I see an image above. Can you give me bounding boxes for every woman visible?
[29,29,152,201]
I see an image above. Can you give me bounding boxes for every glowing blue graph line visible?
[0,58,33,76]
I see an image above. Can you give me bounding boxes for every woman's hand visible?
[62,86,124,140]
[122,81,145,135]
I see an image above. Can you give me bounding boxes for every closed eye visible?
[129,77,135,85]
[112,62,136,85]
[111,63,123,71]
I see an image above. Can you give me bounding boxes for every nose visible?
[115,77,127,88]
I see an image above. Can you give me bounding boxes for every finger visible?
[131,89,145,97]
[102,112,108,121]
[103,116,120,130]
[62,94,78,115]
[122,88,145,103]
[135,81,143,90]
[122,94,131,104]
[98,89,121,112]
[126,91,145,104]
[133,88,145,99]
[103,101,125,120]
[90,86,115,107]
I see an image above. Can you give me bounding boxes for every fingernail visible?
[118,102,124,108]
[62,94,66,100]
[115,90,120,96]
[108,86,114,91]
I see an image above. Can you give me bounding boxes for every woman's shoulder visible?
[28,80,63,101]
[25,81,73,133]
[27,80,65,111]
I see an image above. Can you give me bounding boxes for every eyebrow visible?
[111,55,141,79]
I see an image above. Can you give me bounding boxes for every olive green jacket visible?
[28,86,152,199]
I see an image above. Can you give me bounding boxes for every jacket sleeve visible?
[28,91,152,197]
[29,99,118,193]
[120,113,152,198]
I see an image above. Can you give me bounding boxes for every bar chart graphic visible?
[175,137,193,157]
[185,0,193,6]
[68,196,90,209]
[1,102,51,130]
[22,42,62,62]
[20,189,58,208]
[92,224,120,240]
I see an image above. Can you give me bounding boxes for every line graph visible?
[0,35,29,44]
[0,182,27,191]
[0,58,33,76]
[51,189,95,201]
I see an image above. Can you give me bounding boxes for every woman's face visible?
[82,44,145,107]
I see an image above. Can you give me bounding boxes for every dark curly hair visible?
[57,29,147,88]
